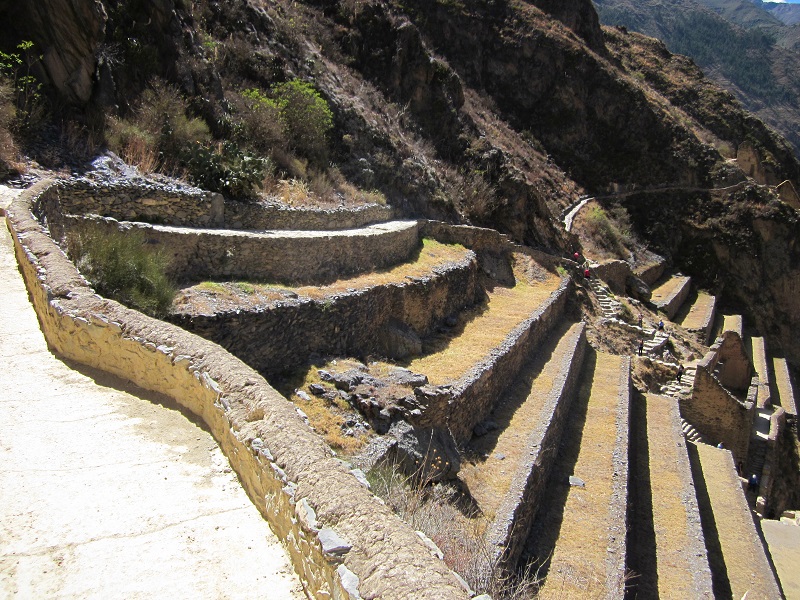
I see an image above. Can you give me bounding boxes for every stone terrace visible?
[526,351,630,599]
[640,394,714,599]
[677,290,717,345]
[689,443,782,599]
[460,321,587,567]
[650,274,692,319]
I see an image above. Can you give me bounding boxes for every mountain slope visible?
[593,0,800,154]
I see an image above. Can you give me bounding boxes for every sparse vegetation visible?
[68,228,176,318]
[366,460,541,599]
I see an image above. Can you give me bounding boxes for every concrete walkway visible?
[0,214,305,598]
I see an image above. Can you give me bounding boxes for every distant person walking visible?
[677,364,684,382]
[637,313,643,328]
[658,320,664,331]
[638,339,644,356]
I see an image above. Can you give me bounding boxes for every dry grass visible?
[534,352,625,599]
[460,322,584,520]
[645,394,697,599]
[678,290,715,330]
[172,239,471,314]
[649,275,690,306]
[367,460,542,599]
[407,268,561,385]
[283,359,372,454]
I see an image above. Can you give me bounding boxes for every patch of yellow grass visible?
[645,394,696,598]
[679,291,715,330]
[539,352,624,598]
[176,239,471,309]
[407,272,561,385]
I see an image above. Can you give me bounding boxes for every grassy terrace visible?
[459,321,583,520]
[405,267,561,385]
[532,351,626,599]
[693,443,781,599]
[646,394,705,598]
[172,238,471,313]
[650,274,690,307]
[679,291,716,331]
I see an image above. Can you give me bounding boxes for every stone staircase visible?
[587,276,621,319]
[659,362,697,400]
[681,417,709,444]
[524,350,631,599]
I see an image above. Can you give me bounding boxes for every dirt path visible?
[0,219,305,599]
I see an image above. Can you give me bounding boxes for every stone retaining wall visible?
[226,201,394,231]
[171,253,481,378]
[5,180,470,600]
[56,178,225,227]
[654,275,692,319]
[485,324,589,568]
[660,393,716,598]
[682,358,754,465]
[415,278,572,443]
[60,214,421,286]
[52,178,393,231]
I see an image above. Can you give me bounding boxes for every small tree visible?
[273,79,333,162]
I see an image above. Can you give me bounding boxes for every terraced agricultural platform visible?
[634,394,714,599]
[459,321,586,566]
[773,357,798,417]
[678,290,717,344]
[526,351,630,599]
[650,274,692,319]
[689,443,782,599]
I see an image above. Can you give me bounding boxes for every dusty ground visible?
[0,215,305,599]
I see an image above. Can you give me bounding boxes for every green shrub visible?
[229,88,286,153]
[69,228,176,318]
[0,78,18,177]
[0,41,45,134]
[585,205,627,256]
[184,140,270,199]
[273,79,333,162]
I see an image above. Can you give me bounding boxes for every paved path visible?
[0,216,305,598]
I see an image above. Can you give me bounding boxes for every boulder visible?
[385,420,461,482]
[626,274,652,302]
[592,259,632,294]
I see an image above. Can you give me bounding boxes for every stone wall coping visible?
[5,179,471,600]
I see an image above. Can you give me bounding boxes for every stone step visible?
[681,419,707,444]
[525,351,630,598]
[650,274,692,319]
[677,290,717,345]
[460,321,587,568]
[688,443,782,599]
[626,395,714,599]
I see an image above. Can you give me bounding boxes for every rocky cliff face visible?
[0,0,107,104]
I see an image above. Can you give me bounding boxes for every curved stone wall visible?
[51,178,393,231]
[63,214,421,285]
[171,253,481,378]
[5,180,470,600]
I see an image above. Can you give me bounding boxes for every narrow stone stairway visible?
[523,350,630,599]
[588,277,621,320]
[659,362,697,400]
[458,321,587,566]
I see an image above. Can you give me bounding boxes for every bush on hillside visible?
[106,79,210,173]
[0,78,19,177]
[229,88,286,153]
[184,140,270,199]
[273,79,333,162]
[69,228,176,318]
